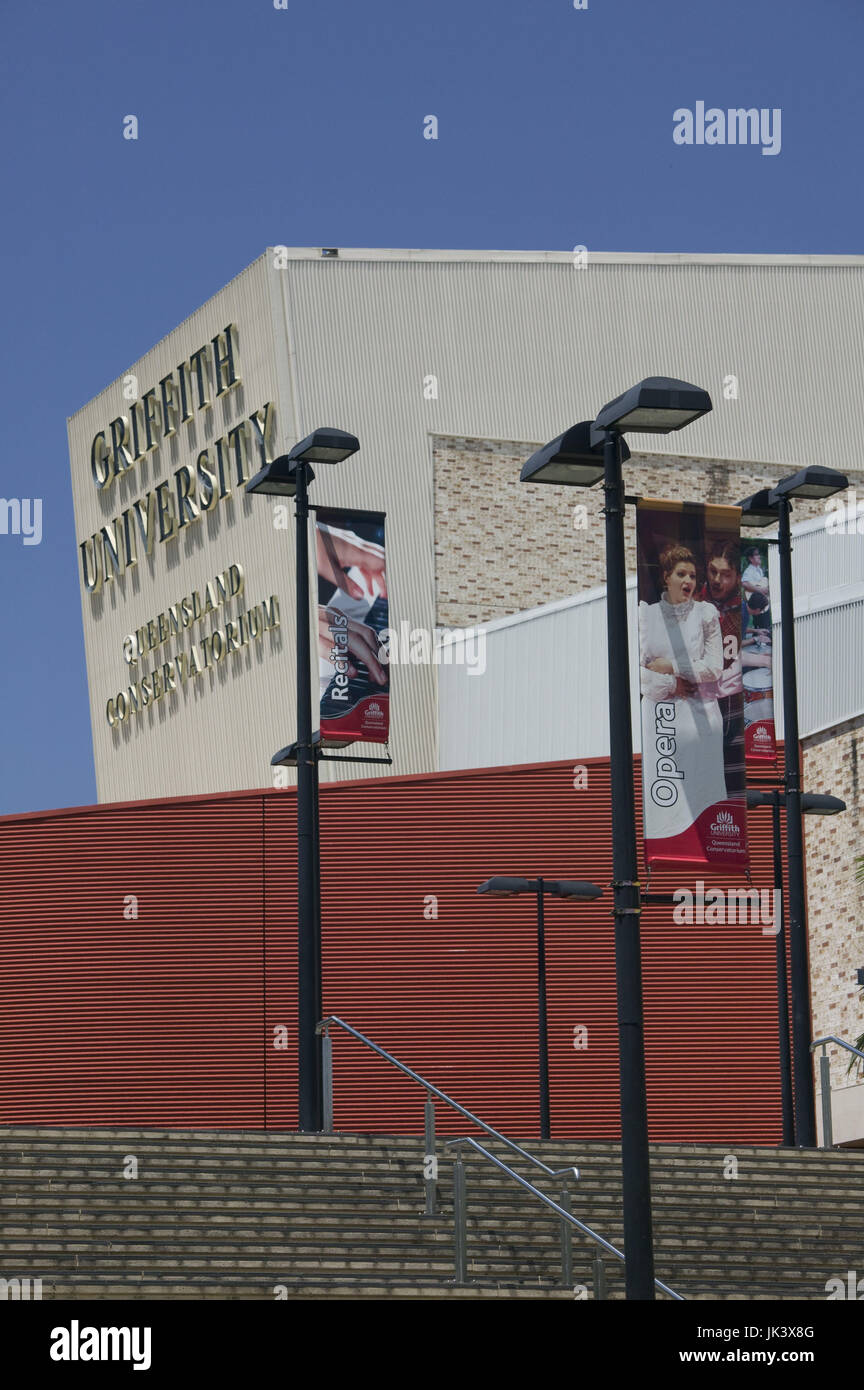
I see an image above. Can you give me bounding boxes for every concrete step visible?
[3,1153,862,1189]
[11,1272,834,1301]
[2,1210,858,1241]
[15,1276,581,1301]
[3,1127,862,1301]
[0,1239,845,1276]
[2,1133,862,1175]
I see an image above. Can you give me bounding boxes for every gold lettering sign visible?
[104,560,281,732]
[76,325,278,598]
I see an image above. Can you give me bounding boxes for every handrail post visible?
[321,1024,333,1136]
[559,1182,573,1288]
[453,1146,468,1285]
[424,1092,437,1217]
[444,1134,685,1301]
[818,1045,833,1149]
[593,1255,607,1300]
[810,1036,864,1148]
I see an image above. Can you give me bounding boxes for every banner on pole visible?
[316,507,389,746]
[637,499,749,872]
[740,537,776,759]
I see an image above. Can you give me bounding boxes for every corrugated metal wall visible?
[0,756,787,1141]
[439,581,639,770]
[767,515,864,741]
[276,249,864,477]
[0,797,266,1127]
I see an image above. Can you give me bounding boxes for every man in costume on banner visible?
[698,539,746,796]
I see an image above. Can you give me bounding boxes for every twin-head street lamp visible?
[738,468,849,528]
[246,427,362,496]
[521,377,713,1301]
[738,465,849,1148]
[247,427,360,1133]
[520,378,713,490]
[477,876,603,1142]
[746,789,847,1145]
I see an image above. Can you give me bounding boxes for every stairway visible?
[1,1127,862,1300]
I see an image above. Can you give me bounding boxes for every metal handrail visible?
[447,1135,685,1301]
[810,1036,864,1062]
[317,1013,578,1180]
[809,1036,864,1149]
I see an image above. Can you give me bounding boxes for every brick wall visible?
[804,716,864,1100]
[432,433,858,628]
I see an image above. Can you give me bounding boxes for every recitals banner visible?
[740,537,776,759]
[637,499,749,872]
[316,507,389,746]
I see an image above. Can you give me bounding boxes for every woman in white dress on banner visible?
[639,544,728,843]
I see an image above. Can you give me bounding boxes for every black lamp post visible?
[521,378,713,1300]
[738,466,848,1148]
[745,789,846,1146]
[247,427,360,1132]
[477,876,603,1140]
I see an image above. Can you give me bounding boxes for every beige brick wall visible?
[804,716,864,1100]
[432,433,857,628]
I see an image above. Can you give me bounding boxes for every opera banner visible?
[637,499,749,872]
[317,507,389,746]
[740,537,776,759]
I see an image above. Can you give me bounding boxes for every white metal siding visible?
[439,527,863,769]
[767,516,864,741]
[438,582,640,771]
[68,249,864,801]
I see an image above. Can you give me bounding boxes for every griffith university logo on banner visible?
[316,507,389,746]
[637,499,749,872]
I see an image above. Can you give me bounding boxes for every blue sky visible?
[1,0,861,816]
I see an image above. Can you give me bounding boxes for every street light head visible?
[271,732,322,767]
[746,789,775,809]
[593,377,712,436]
[801,793,846,815]
[746,789,846,815]
[246,454,310,497]
[477,877,534,896]
[737,488,779,528]
[271,730,354,765]
[770,466,849,502]
[548,880,603,900]
[520,422,627,488]
[288,427,360,465]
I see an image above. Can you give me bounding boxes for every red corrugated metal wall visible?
[0,797,266,1127]
[0,755,788,1141]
